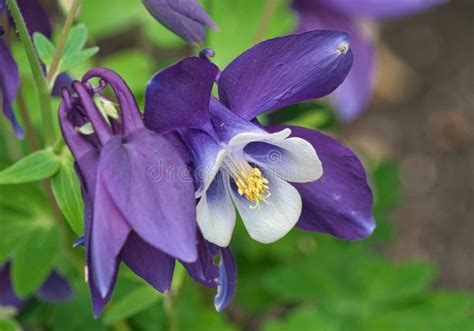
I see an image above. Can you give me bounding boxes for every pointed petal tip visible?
[356,216,377,240]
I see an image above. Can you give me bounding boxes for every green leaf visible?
[0,319,21,331]
[0,150,60,185]
[51,154,84,235]
[12,225,60,297]
[0,185,51,264]
[50,280,107,331]
[0,216,32,265]
[62,23,88,60]
[263,308,341,331]
[60,47,99,72]
[103,286,162,324]
[33,32,56,65]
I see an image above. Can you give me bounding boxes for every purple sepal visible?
[0,41,23,138]
[17,0,52,38]
[144,57,219,134]
[218,30,353,120]
[52,72,73,97]
[60,68,200,316]
[182,232,219,288]
[293,4,376,121]
[142,0,216,44]
[36,271,73,303]
[121,232,175,293]
[0,263,24,309]
[311,0,444,19]
[267,125,375,239]
[96,130,197,263]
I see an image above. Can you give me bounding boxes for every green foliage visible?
[12,225,60,297]
[59,24,99,72]
[0,319,21,331]
[258,238,474,330]
[33,33,56,65]
[61,24,89,60]
[208,0,295,69]
[263,308,339,331]
[103,286,162,324]
[50,280,107,331]
[33,23,99,74]
[0,149,60,185]
[51,152,84,235]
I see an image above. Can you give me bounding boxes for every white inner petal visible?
[195,148,226,198]
[229,172,302,244]
[245,137,323,183]
[196,171,236,247]
[227,128,291,148]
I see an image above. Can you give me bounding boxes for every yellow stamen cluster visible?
[235,167,271,209]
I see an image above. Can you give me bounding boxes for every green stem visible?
[253,0,278,43]
[6,0,55,146]
[17,91,40,151]
[45,0,82,85]
[52,136,66,155]
[164,293,179,331]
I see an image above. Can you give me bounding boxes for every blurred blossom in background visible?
[0,0,473,330]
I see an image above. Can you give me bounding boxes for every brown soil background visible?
[345,0,474,289]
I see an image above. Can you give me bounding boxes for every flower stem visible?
[45,0,82,86]
[6,0,55,146]
[17,91,40,151]
[253,0,278,43]
[164,293,179,331]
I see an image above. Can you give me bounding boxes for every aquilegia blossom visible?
[0,262,72,309]
[144,30,375,248]
[60,68,235,315]
[292,0,443,120]
[0,0,52,137]
[142,0,216,44]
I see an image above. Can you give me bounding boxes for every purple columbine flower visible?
[59,68,206,316]
[0,0,52,137]
[144,30,375,249]
[292,0,444,121]
[0,262,72,310]
[142,0,216,44]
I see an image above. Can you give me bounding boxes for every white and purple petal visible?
[244,135,322,183]
[230,171,302,244]
[196,171,236,247]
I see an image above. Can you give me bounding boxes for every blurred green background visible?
[1,0,473,330]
